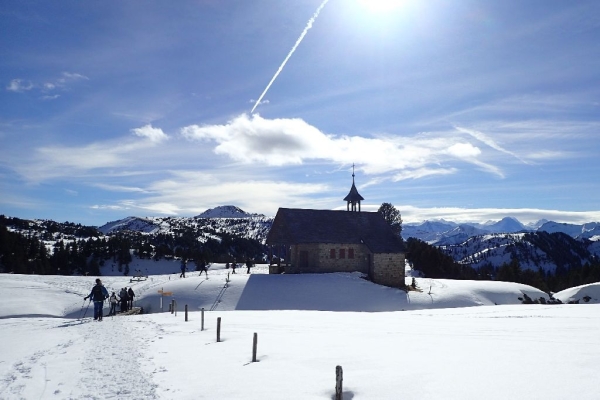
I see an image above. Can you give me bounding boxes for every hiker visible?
[246,258,252,274]
[231,261,237,274]
[120,287,129,312]
[84,278,109,321]
[108,291,118,316]
[199,260,208,277]
[127,287,135,309]
[180,259,187,278]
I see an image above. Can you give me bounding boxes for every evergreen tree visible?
[377,202,403,237]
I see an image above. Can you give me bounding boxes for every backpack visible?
[92,285,105,301]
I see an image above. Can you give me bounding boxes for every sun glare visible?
[356,0,407,13]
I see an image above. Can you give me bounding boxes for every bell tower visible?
[343,164,364,212]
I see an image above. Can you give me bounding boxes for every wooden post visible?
[335,365,343,400]
[216,317,221,342]
[185,304,188,322]
[252,332,258,362]
[171,299,175,315]
[201,308,205,331]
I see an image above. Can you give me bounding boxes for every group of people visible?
[180,259,209,278]
[109,287,136,315]
[85,279,135,321]
[225,259,253,274]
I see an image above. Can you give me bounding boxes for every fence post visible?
[185,304,188,322]
[252,332,258,362]
[335,365,343,400]
[201,308,205,331]
[216,317,221,342]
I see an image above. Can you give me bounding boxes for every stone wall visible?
[372,253,405,288]
[279,243,405,289]
[287,243,370,274]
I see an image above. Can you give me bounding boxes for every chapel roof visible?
[266,208,405,254]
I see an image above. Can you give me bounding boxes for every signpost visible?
[158,288,174,312]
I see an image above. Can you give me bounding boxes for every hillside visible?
[1,269,599,399]
[2,211,600,291]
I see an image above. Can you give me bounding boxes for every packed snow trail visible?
[0,316,158,400]
[76,317,158,399]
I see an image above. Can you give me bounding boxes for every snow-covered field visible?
[1,264,599,399]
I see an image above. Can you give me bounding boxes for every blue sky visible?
[1,0,599,226]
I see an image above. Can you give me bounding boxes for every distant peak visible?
[196,205,257,218]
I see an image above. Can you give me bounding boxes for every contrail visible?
[251,0,330,114]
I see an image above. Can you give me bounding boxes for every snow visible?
[1,265,600,399]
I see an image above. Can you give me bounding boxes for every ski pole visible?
[82,299,92,319]
[77,298,86,320]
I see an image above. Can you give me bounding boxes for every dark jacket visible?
[88,284,109,302]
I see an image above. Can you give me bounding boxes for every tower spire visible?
[343,164,364,212]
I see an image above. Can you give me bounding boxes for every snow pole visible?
[335,365,343,400]
[217,317,221,342]
[77,298,87,320]
[252,333,258,362]
[81,299,92,320]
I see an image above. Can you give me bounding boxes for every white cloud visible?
[6,79,33,92]
[89,170,332,217]
[7,72,88,96]
[13,135,168,182]
[391,167,457,181]
[181,113,501,178]
[131,124,169,143]
[446,142,481,158]
[455,126,529,164]
[249,99,270,105]
[60,72,88,81]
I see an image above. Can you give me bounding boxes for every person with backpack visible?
[127,287,135,309]
[120,287,129,312]
[84,278,109,321]
[108,291,119,316]
[180,259,187,278]
[198,260,208,278]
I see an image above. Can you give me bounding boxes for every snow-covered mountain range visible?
[3,209,599,274]
[403,217,600,244]
[78,210,600,272]
[97,205,272,243]
[404,217,600,273]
